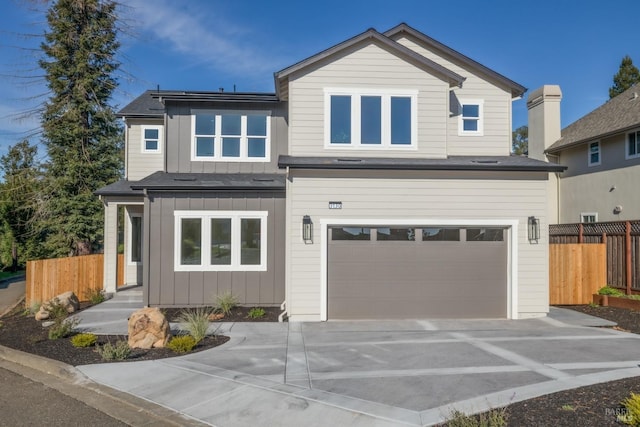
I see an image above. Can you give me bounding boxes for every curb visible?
[0,344,209,427]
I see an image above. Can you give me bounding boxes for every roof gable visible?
[547,84,640,152]
[384,23,526,98]
[274,27,465,99]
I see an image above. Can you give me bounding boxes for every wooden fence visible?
[550,221,640,294]
[549,243,607,304]
[26,254,104,306]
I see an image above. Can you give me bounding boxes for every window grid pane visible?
[247,115,267,136]
[331,96,351,144]
[211,219,231,265]
[196,137,214,157]
[145,140,158,151]
[462,104,480,118]
[222,137,241,157]
[131,216,142,263]
[361,96,382,144]
[331,227,371,240]
[195,114,215,135]
[221,114,242,135]
[377,227,415,241]
[467,228,504,242]
[248,138,266,157]
[390,97,411,145]
[181,218,202,265]
[422,228,460,241]
[241,219,261,265]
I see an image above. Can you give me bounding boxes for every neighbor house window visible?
[129,214,142,264]
[175,211,267,271]
[627,130,640,159]
[192,111,270,161]
[458,100,484,136]
[581,213,598,223]
[588,141,600,166]
[325,88,417,148]
[141,125,162,153]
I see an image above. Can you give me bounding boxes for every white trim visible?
[174,210,268,272]
[319,218,519,321]
[140,125,163,153]
[190,110,271,162]
[580,212,598,223]
[625,129,640,160]
[127,212,143,266]
[458,99,484,136]
[588,141,601,166]
[323,88,418,150]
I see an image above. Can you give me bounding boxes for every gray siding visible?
[165,101,288,174]
[145,191,286,307]
[559,133,640,178]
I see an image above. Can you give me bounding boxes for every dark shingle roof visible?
[94,180,145,197]
[547,85,640,153]
[278,155,566,172]
[130,172,286,191]
[117,90,166,117]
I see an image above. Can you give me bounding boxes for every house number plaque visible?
[329,201,342,209]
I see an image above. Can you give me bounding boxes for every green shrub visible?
[84,288,106,305]
[247,307,266,319]
[167,335,196,353]
[27,301,41,315]
[48,317,80,340]
[446,408,508,427]
[46,298,70,321]
[620,392,640,425]
[96,340,131,361]
[627,294,640,301]
[215,292,238,316]
[71,333,97,348]
[598,286,625,296]
[177,307,213,343]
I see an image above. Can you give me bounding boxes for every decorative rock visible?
[208,312,225,321]
[35,291,80,320]
[41,321,55,328]
[127,307,170,349]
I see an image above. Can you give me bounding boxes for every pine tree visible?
[39,0,123,256]
[512,125,528,155]
[609,55,640,99]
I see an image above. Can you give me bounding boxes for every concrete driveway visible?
[78,310,640,427]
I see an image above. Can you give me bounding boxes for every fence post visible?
[578,223,584,243]
[602,232,607,244]
[627,221,632,295]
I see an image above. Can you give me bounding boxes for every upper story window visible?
[324,88,417,149]
[192,111,270,162]
[581,213,598,223]
[627,130,640,159]
[458,100,484,136]
[141,125,162,153]
[588,141,600,166]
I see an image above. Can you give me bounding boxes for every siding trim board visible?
[318,218,519,321]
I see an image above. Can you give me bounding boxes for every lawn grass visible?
[0,271,25,281]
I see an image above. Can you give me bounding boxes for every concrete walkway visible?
[75,306,640,427]
[71,287,144,335]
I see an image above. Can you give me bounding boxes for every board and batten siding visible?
[126,119,165,181]
[144,191,286,307]
[288,42,450,158]
[285,170,550,321]
[164,101,288,174]
[393,36,513,156]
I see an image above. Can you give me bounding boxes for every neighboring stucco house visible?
[528,84,640,224]
[97,23,563,321]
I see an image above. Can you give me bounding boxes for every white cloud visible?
[124,0,281,77]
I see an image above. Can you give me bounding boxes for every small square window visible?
[141,126,162,153]
[459,100,483,136]
[581,213,598,223]
[589,141,600,166]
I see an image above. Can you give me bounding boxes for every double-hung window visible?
[192,111,270,161]
[325,88,417,148]
[588,141,600,166]
[627,130,640,159]
[458,100,484,136]
[141,125,162,153]
[175,211,267,271]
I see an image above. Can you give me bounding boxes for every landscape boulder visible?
[35,291,80,321]
[127,307,170,349]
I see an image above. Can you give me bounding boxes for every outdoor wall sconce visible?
[528,216,540,243]
[302,215,313,244]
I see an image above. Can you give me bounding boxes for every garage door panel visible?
[328,226,508,319]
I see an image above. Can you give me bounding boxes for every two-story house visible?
[97,23,564,321]
[528,84,640,224]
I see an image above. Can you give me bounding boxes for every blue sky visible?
[1,0,639,158]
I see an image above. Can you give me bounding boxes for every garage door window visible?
[467,228,504,241]
[331,227,371,240]
[377,227,415,241]
[422,228,460,241]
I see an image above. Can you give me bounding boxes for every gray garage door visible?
[327,226,508,319]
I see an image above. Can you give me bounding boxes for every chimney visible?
[527,85,562,161]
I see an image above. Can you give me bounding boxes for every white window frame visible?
[588,141,601,166]
[626,129,640,159]
[141,125,163,153]
[458,99,484,136]
[323,88,418,149]
[191,110,271,162]
[127,213,143,265]
[580,212,598,223]
[174,210,268,272]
